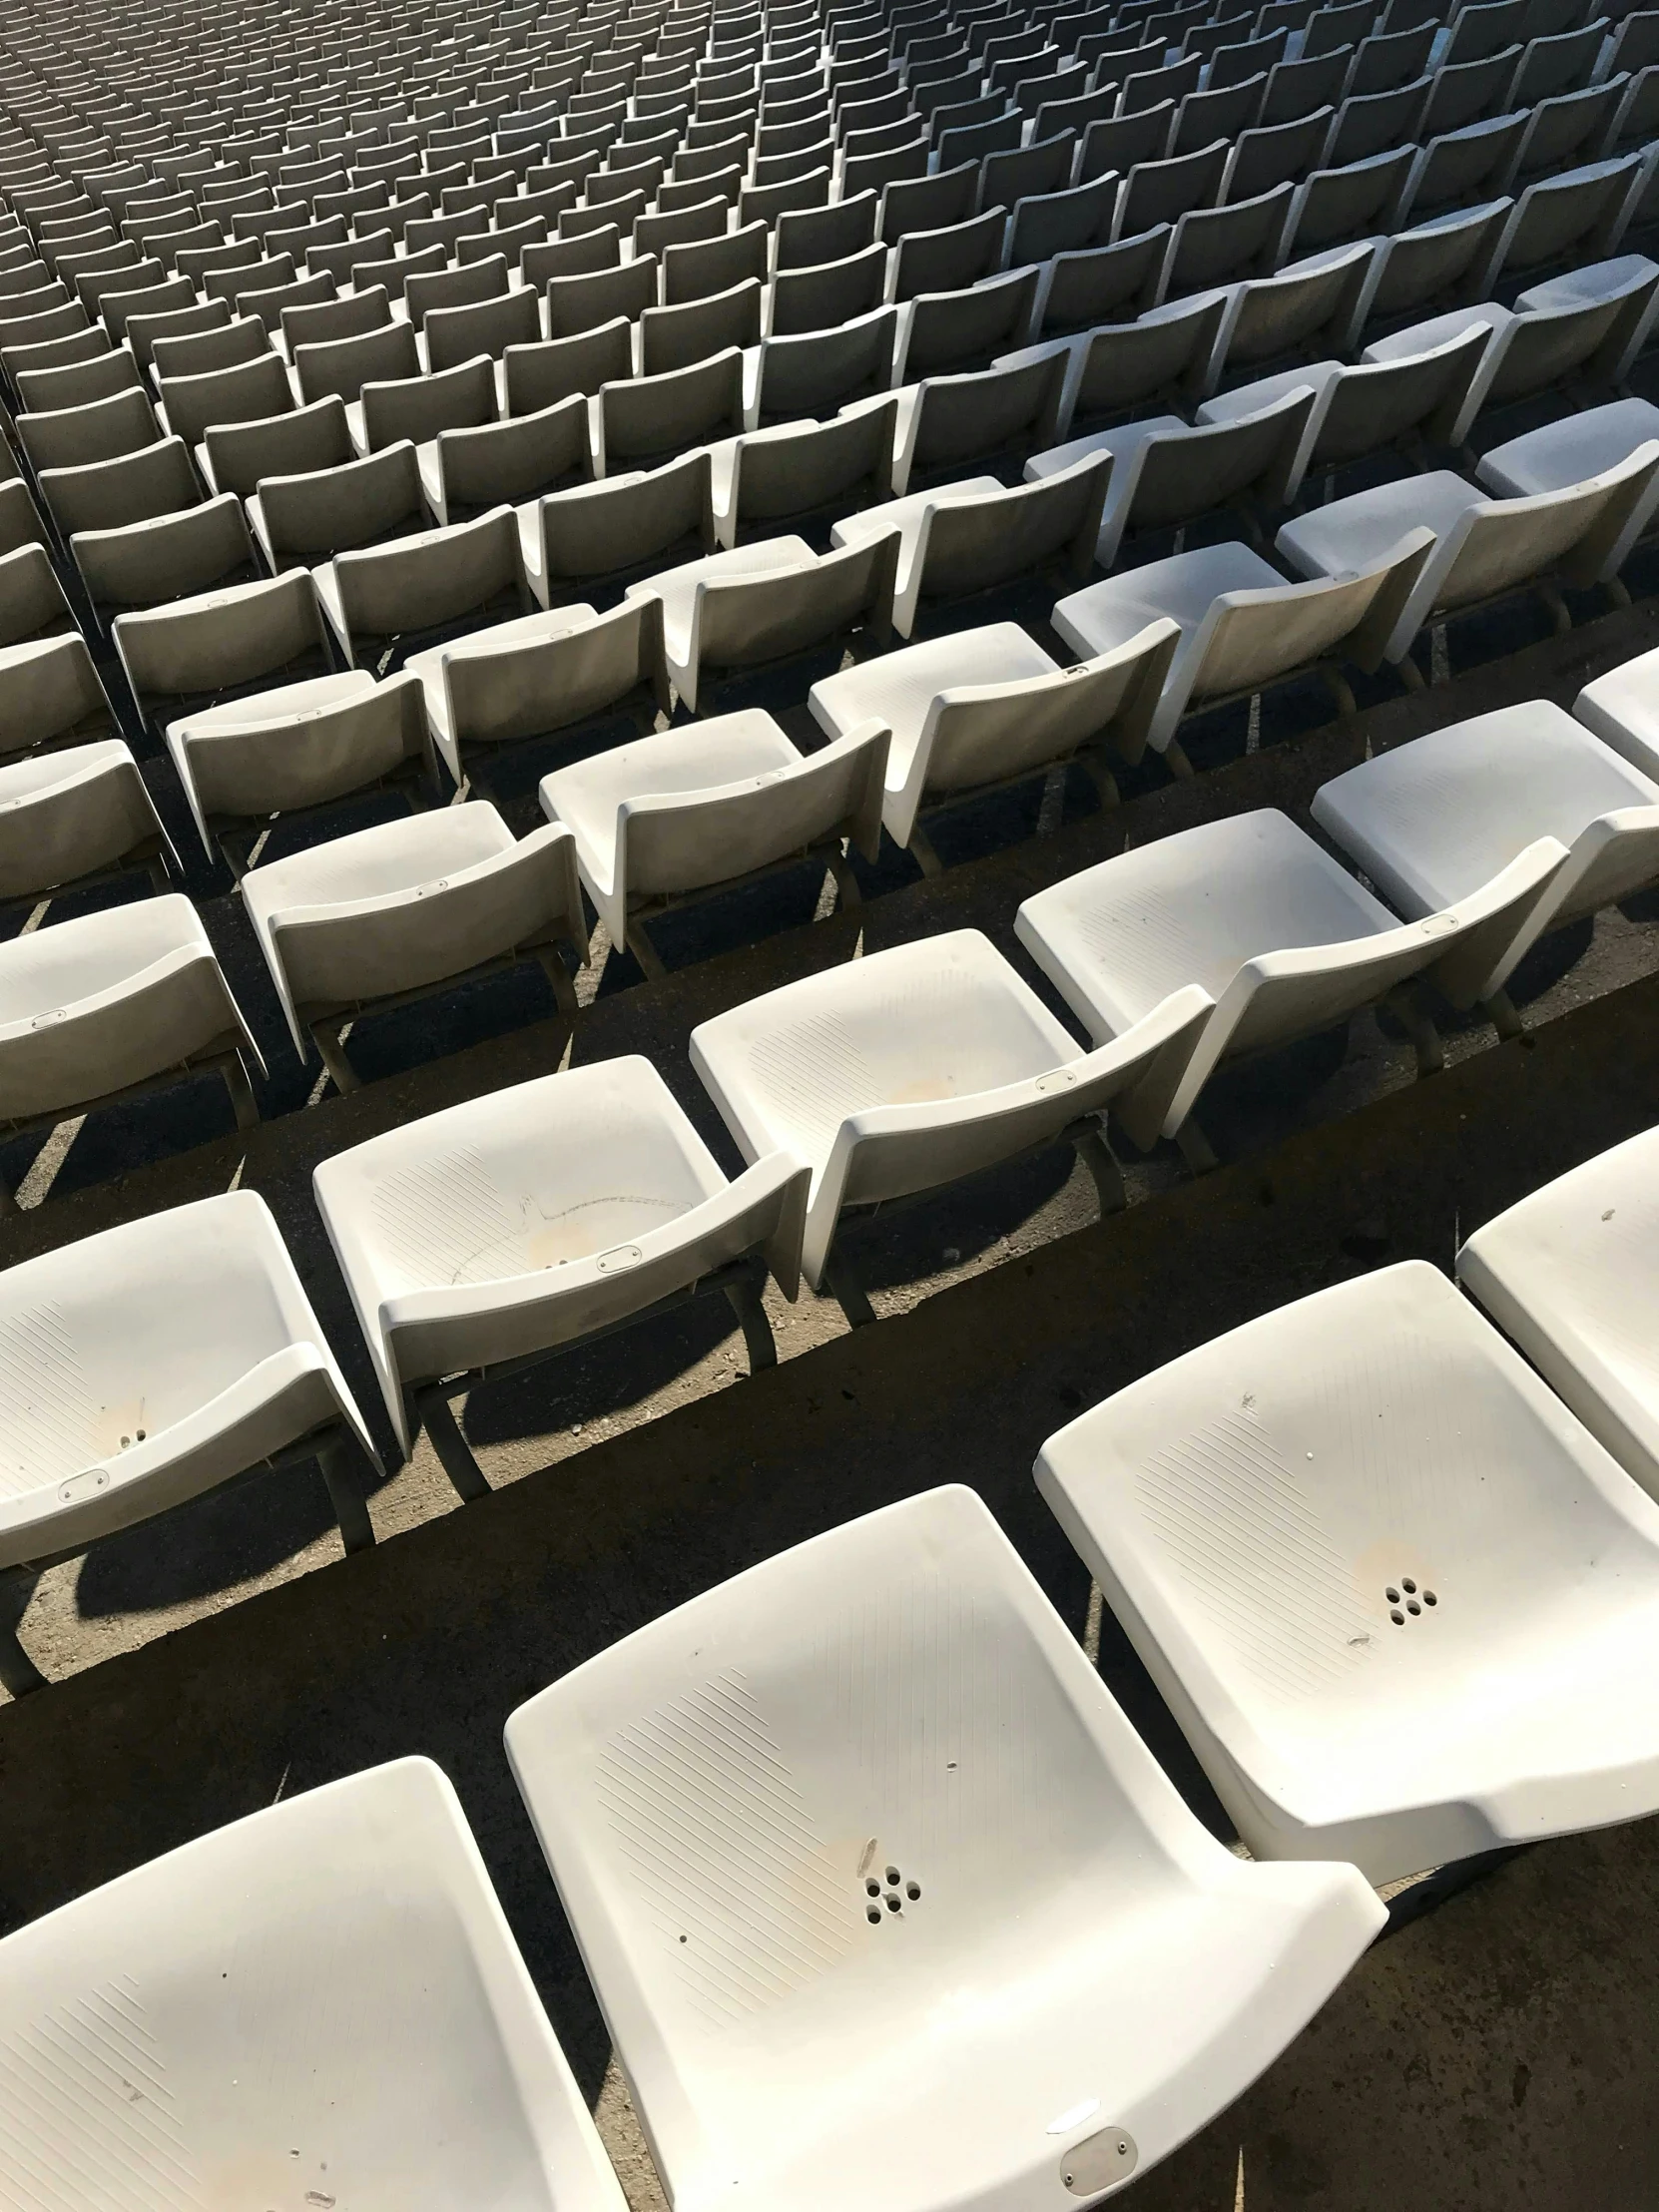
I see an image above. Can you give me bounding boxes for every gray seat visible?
[889,349,1070,493]
[889,206,1009,302]
[1006,173,1120,267]
[519,449,715,602]
[1478,156,1644,289]
[17,385,159,473]
[626,531,898,711]
[710,395,899,547]
[114,569,333,734]
[745,301,900,426]
[407,598,670,787]
[294,317,420,407]
[1343,199,1516,344]
[1397,109,1531,225]
[351,355,499,456]
[546,253,657,339]
[1114,140,1231,241]
[598,346,746,474]
[37,434,200,538]
[248,440,429,570]
[832,452,1113,637]
[73,495,259,629]
[422,396,592,526]
[0,633,121,770]
[1155,182,1296,304]
[661,222,769,305]
[640,277,764,374]
[312,505,532,670]
[1027,227,1173,336]
[239,801,584,1087]
[999,294,1231,441]
[201,396,356,500]
[1280,147,1424,259]
[0,543,77,649]
[164,669,431,868]
[1198,326,1491,499]
[769,243,888,335]
[158,350,294,448]
[1222,108,1336,207]
[1028,383,1317,565]
[424,286,540,374]
[897,268,1041,381]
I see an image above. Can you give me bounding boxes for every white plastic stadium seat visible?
[0,738,175,903]
[539,709,887,971]
[1050,534,1433,769]
[691,928,1212,1316]
[1036,1261,1659,1882]
[505,1484,1384,2212]
[0,892,263,1160]
[1275,451,1659,665]
[1574,640,1659,780]
[808,618,1179,862]
[1457,1123,1659,1501]
[1014,810,1562,1148]
[0,1190,378,1691]
[1312,702,1659,1004]
[1477,399,1659,583]
[313,1059,810,1477]
[240,804,586,1089]
[0,1758,628,2209]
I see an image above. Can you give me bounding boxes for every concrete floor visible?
[6,580,1659,2206]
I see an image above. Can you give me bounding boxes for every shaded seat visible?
[164,670,432,872]
[888,350,1070,493]
[541,707,887,968]
[311,505,532,671]
[0,738,173,905]
[0,1757,628,2194]
[422,394,592,526]
[408,599,671,787]
[313,1061,810,1475]
[809,617,1179,863]
[596,345,746,474]
[1027,384,1316,566]
[248,439,431,571]
[520,449,716,604]
[744,301,900,425]
[625,531,898,711]
[505,1483,1382,2210]
[72,499,260,637]
[0,633,119,759]
[709,394,899,547]
[1035,1260,1659,1882]
[239,801,586,1091]
[0,891,264,1159]
[114,569,335,735]
[830,452,1112,636]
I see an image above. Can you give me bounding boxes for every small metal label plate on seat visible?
[1061,2125,1137,2194]
[1034,1068,1077,1092]
[30,1008,67,1027]
[597,1244,644,1272]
